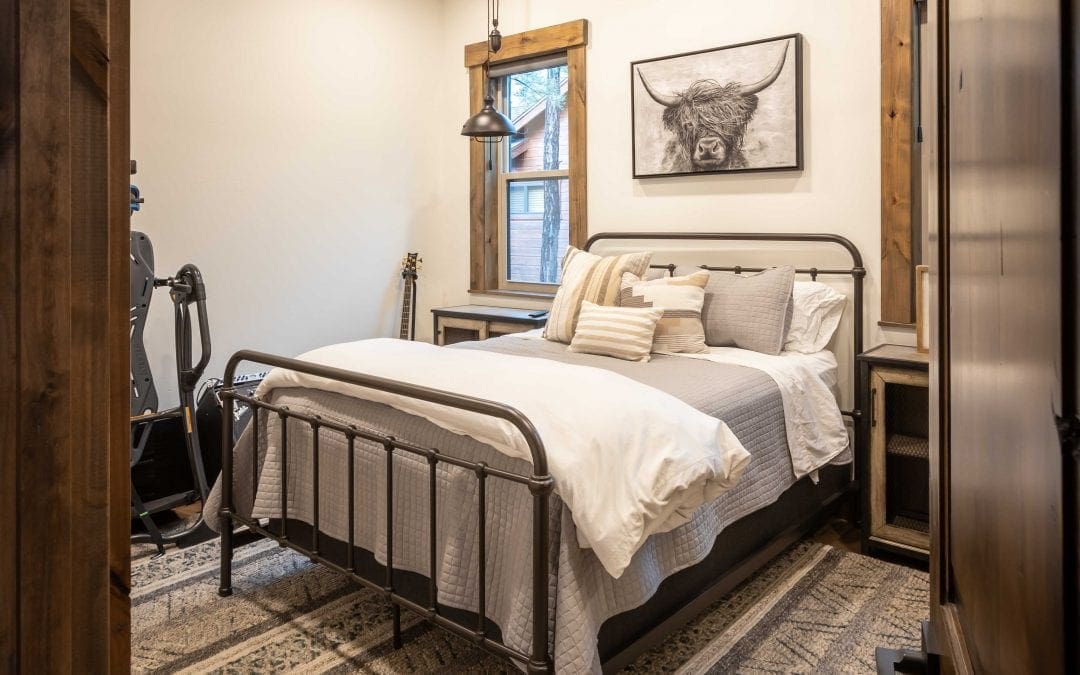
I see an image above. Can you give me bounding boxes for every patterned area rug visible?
[131,537,927,673]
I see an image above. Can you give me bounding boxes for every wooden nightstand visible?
[432,305,548,345]
[857,344,930,561]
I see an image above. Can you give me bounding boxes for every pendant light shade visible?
[461,94,517,140]
[461,0,516,142]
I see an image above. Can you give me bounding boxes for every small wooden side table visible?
[857,344,930,561]
[431,305,548,345]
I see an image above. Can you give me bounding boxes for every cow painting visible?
[631,35,802,177]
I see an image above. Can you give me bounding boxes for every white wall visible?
[132,0,443,404]
[134,0,912,404]
[418,0,913,353]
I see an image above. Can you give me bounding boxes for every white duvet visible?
[673,346,850,479]
[255,338,750,578]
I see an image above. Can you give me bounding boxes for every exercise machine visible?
[130,229,213,555]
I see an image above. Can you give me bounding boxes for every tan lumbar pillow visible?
[568,301,664,362]
[619,269,710,354]
[543,247,653,344]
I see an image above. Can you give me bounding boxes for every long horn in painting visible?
[636,68,680,108]
[737,42,790,96]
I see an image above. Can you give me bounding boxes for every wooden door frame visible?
[929,0,1073,671]
[1,0,131,671]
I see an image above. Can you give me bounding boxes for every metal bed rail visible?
[216,350,555,673]
[585,231,866,423]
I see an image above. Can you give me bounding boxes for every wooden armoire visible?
[924,0,1079,672]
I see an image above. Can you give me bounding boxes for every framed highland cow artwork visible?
[631,34,803,178]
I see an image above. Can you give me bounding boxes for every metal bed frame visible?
[216,232,864,674]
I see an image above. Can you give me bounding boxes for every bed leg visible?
[218,514,233,597]
[219,375,236,597]
[391,603,403,649]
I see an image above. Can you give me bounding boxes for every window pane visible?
[508,184,526,213]
[526,185,544,213]
[506,177,569,284]
[504,65,569,173]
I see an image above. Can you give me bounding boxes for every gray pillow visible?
[681,265,796,354]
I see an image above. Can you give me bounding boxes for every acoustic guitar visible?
[399,252,421,340]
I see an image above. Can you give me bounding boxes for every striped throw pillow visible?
[568,302,664,362]
[619,270,710,354]
[543,247,653,344]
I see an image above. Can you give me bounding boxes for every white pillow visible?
[784,281,846,353]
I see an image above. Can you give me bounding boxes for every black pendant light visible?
[461,0,517,142]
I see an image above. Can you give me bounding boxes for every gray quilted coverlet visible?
[205,335,846,673]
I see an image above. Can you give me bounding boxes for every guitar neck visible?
[398,277,415,340]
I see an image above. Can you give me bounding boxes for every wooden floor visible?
[813,517,930,574]
[812,517,863,553]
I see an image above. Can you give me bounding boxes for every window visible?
[508,181,552,214]
[498,62,569,285]
[503,176,569,283]
[465,20,588,295]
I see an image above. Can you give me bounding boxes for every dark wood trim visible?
[881,0,916,324]
[18,2,75,669]
[1,0,130,670]
[932,0,1068,670]
[108,0,132,668]
[467,20,589,294]
[928,0,958,667]
[1065,0,1080,669]
[70,0,111,666]
[0,0,19,666]
[464,19,587,68]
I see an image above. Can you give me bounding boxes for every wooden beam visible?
[18,0,75,669]
[0,0,19,666]
[881,0,915,324]
[464,19,587,68]
[69,0,112,668]
[108,0,132,670]
[1,0,130,670]
[71,0,109,97]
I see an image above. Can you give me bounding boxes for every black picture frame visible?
[631,33,804,179]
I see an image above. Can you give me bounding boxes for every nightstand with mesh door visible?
[857,344,930,561]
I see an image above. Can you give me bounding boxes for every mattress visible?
[204,334,850,672]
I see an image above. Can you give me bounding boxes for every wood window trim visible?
[466,19,588,295]
[881,0,917,325]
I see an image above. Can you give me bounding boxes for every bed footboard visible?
[216,349,555,674]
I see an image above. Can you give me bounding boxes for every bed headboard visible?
[584,231,865,423]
